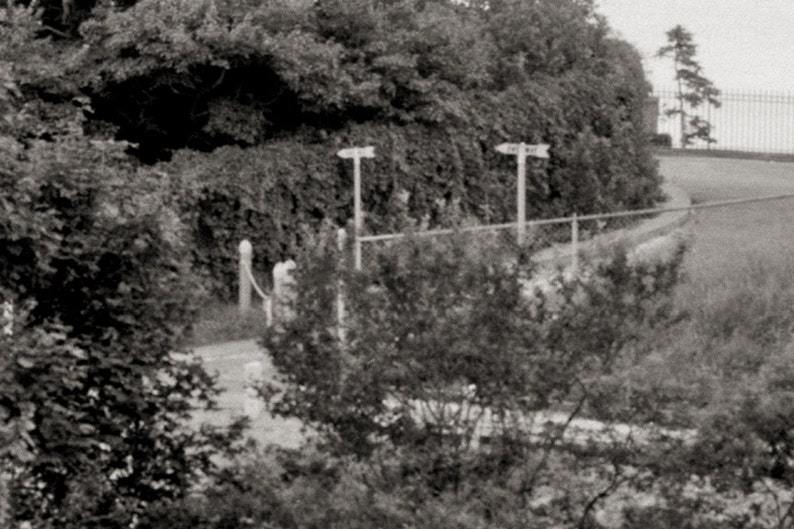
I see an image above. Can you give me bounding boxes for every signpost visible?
[495,142,550,244]
[337,146,375,270]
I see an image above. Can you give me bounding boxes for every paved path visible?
[193,156,794,448]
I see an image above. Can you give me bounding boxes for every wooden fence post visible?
[239,240,253,313]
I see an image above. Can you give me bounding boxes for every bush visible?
[649,133,673,148]
[0,92,241,527]
[262,226,685,496]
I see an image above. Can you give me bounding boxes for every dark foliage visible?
[6,0,662,296]
[0,56,242,528]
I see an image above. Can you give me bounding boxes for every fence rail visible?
[654,88,794,154]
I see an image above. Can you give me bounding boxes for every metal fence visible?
[654,88,794,154]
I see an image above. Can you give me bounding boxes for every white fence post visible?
[273,260,297,322]
[264,296,273,327]
[516,143,527,245]
[239,240,253,314]
[336,228,347,341]
[571,213,579,273]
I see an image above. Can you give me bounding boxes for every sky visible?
[595,0,794,93]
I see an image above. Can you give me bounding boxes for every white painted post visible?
[337,146,375,271]
[239,240,253,314]
[571,213,579,272]
[495,142,550,245]
[273,260,297,322]
[516,143,527,245]
[336,228,347,340]
[264,297,273,327]
[2,301,12,336]
[353,156,362,270]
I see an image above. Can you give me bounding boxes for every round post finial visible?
[239,239,253,258]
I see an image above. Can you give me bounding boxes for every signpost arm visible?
[516,143,527,245]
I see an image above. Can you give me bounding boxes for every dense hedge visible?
[167,85,661,296]
[145,2,660,297]
[6,0,662,297]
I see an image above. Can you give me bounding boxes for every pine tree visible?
[657,25,721,148]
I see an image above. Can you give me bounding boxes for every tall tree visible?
[657,25,721,148]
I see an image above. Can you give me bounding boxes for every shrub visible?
[650,133,673,148]
[262,227,686,496]
[0,96,242,527]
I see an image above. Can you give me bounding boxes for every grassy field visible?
[655,147,794,164]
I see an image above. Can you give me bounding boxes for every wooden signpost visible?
[495,142,550,244]
[337,146,375,270]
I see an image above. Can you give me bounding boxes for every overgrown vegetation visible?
[164,233,794,529]
[14,1,786,527]
[245,228,689,527]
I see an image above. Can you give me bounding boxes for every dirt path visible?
[192,339,305,448]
